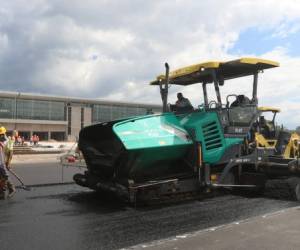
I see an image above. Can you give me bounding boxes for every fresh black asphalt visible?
[0,184,298,250]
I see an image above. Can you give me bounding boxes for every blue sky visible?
[229,25,300,56]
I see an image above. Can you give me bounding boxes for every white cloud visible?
[1,0,300,127]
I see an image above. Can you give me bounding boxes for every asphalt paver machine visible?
[255,107,300,159]
[74,58,300,203]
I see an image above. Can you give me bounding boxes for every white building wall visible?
[84,107,92,127]
[70,106,81,141]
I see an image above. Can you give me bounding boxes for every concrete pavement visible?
[133,206,300,250]
[10,154,85,185]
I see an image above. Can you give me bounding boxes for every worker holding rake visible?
[0,126,16,199]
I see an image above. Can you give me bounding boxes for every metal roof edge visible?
[0,91,161,108]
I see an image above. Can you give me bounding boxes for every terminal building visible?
[0,91,161,141]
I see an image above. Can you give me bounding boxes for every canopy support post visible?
[252,72,258,104]
[160,63,170,113]
[211,69,222,107]
[202,82,209,108]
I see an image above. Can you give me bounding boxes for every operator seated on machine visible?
[259,116,271,138]
[230,94,251,107]
[171,92,193,113]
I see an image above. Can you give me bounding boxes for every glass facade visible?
[0,95,161,131]
[0,97,65,121]
[92,104,154,123]
[0,94,161,141]
[49,101,65,120]
[17,99,65,121]
[1,96,160,123]
[0,97,15,119]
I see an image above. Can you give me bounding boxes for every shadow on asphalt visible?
[66,188,279,213]
[26,184,299,215]
[67,190,128,212]
[66,190,196,213]
[64,187,300,213]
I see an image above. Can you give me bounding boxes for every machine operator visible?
[173,92,193,113]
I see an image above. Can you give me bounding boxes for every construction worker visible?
[0,126,16,198]
[174,92,193,113]
[5,136,14,168]
[0,140,9,199]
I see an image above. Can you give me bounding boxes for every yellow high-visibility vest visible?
[5,137,14,153]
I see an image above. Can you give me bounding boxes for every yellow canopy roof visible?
[150,57,279,86]
[258,106,281,113]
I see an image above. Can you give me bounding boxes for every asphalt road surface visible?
[0,183,298,250]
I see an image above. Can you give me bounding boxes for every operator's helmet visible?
[0,126,6,135]
[0,126,6,142]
